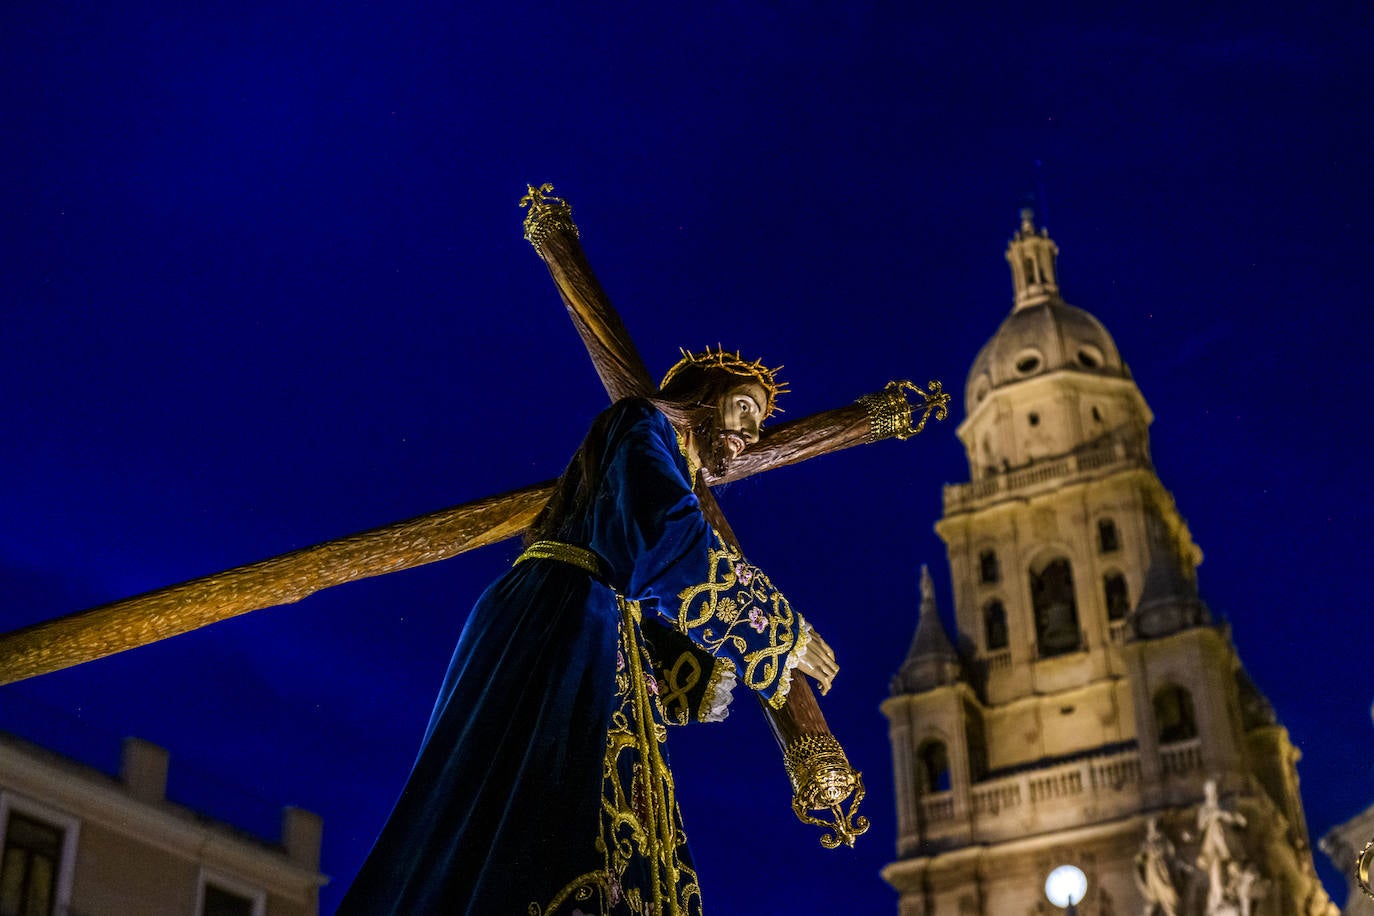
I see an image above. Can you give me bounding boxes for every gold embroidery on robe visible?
[674,534,802,704]
[532,597,702,916]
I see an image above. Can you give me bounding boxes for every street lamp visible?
[1045,864,1087,914]
[1358,837,1372,900]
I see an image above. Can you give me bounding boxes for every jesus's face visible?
[703,381,767,473]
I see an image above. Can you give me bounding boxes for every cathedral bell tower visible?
[880,212,1334,915]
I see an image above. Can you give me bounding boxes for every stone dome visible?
[965,297,1130,415]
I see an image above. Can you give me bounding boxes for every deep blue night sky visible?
[3,3,1372,912]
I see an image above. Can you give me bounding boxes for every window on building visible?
[0,812,63,916]
[202,883,256,916]
[983,600,1008,651]
[1031,557,1081,658]
[1023,257,1036,286]
[1097,518,1120,553]
[979,549,1000,585]
[917,740,951,793]
[1153,685,1198,744]
[1104,573,1130,621]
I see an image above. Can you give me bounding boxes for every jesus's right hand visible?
[795,629,838,695]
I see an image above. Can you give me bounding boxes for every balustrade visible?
[944,443,1142,513]
[920,791,955,823]
[1160,738,1203,777]
[916,738,1208,847]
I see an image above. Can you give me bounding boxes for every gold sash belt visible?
[514,540,606,579]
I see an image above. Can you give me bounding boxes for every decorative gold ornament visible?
[856,379,950,442]
[1358,837,1374,900]
[782,733,870,849]
[519,183,579,254]
[659,345,789,419]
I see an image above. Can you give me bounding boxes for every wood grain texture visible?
[538,230,651,402]
[0,482,552,686]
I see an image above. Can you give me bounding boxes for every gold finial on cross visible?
[784,734,871,849]
[520,182,578,253]
[856,379,950,443]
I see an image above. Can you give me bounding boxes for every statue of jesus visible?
[338,347,838,915]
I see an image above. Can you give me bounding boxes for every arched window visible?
[1097,518,1120,553]
[1031,557,1081,658]
[1103,573,1130,621]
[983,600,1008,651]
[979,549,1000,585]
[1153,685,1198,744]
[917,740,951,793]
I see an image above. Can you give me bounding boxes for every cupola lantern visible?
[1005,208,1060,310]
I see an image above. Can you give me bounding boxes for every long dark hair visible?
[525,366,746,545]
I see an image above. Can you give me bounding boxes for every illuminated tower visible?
[881,211,1334,915]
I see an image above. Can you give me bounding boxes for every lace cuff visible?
[697,657,738,723]
[767,616,814,709]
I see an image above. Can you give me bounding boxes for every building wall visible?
[69,817,200,914]
[0,733,323,916]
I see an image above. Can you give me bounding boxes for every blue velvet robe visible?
[338,399,809,915]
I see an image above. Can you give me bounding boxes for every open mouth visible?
[722,433,745,460]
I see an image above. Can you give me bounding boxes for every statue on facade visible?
[1195,779,1249,915]
[1134,817,1180,916]
[1226,860,1266,916]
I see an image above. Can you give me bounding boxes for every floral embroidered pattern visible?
[674,534,804,706]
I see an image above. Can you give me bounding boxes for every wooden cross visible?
[0,184,947,846]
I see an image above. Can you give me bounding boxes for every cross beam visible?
[0,193,946,733]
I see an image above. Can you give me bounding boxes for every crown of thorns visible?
[659,346,788,418]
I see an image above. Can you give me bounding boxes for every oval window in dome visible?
[1014,350,1043,375]
[1077,345,1104,369]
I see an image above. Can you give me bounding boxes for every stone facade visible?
[0,731,324,916]
[882,212,1335,915]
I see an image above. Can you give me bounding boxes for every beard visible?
[699,416,744,478]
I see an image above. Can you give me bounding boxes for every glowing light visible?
[1045,864,1087,908]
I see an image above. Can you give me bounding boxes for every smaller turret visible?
[1132,536,1210,639]
[891,566,964,694]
